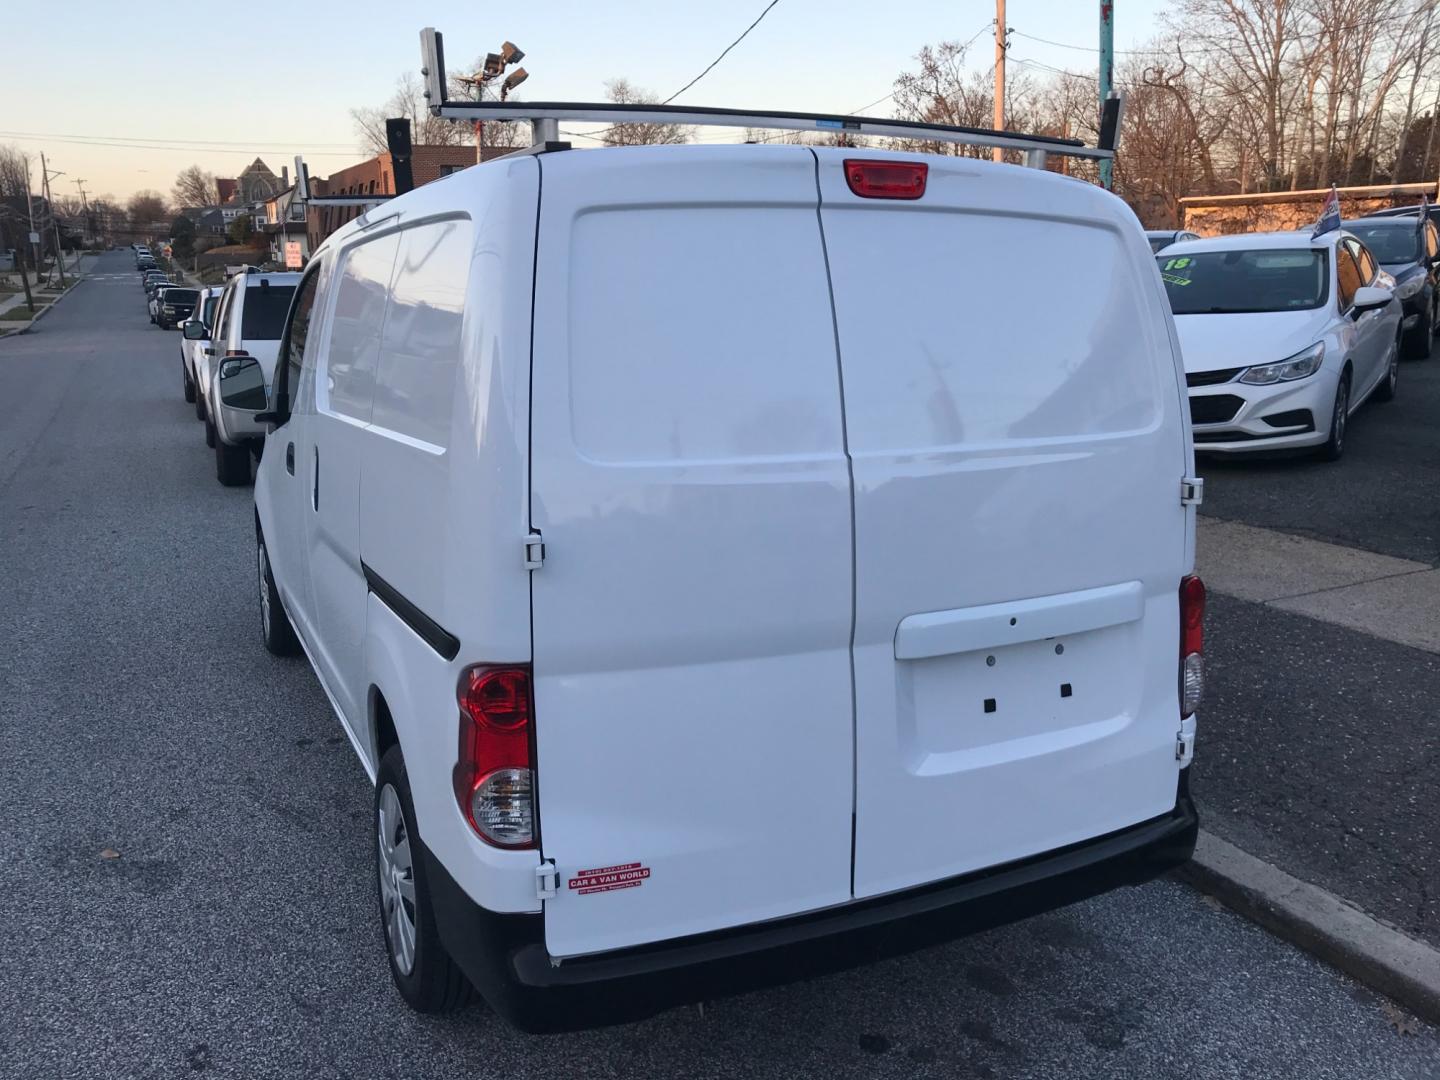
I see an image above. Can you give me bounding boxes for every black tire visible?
[183,364,196,404]
[194,386,206,421]
[1318,373,1350,462]
[204,417,216,448]
[375,746,476,1014]
[256,532,299,656]
[1403,307,1433,360]
[215,436,252,486]
[1375,336,1400,402]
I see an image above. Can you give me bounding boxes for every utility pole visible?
[993,0,1007,163]
[40,153,66,287]
[73,178,91,250]
[24,155,38,272]
[1099,1,1115,189]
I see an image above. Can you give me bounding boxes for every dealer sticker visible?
[568,862,651,895]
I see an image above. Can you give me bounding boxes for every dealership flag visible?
[1312,185,1342,238]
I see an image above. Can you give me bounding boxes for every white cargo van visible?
[225,126,1205,1031]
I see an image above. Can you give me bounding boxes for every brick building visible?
[307,145,511,249]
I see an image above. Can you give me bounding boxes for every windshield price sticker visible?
[1161,256,1193,286]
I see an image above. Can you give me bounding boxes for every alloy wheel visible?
[1332,382,1348,453]
[377,784,417,976]
[257,542,272,640]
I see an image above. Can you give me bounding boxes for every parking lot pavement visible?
[1197,353,1440,566]
[2,252,1438,1079]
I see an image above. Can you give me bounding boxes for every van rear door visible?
[529,148,855,958]
[814,151,1190,899]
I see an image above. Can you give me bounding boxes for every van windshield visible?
[241,284,296,339]
[1158,249,1328,314]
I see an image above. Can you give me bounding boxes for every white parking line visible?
[1197,516,1440,653]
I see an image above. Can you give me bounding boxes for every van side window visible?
[322,233,400,423]
[371,219,472,448]
[1336,246,1361,310]
[277,269,322,416]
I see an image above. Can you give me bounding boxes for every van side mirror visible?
[218,355,267,411]
[1351,285,1392,316]
[183,320,208,341]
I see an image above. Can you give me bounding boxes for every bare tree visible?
[0,144,30,199]
[172,165,217,208]
[601,79,694,146]
[351,72,470,155]
[126,191,168,229]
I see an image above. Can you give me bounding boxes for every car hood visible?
[1172,310,1324,374]
[1380,260,1421,280]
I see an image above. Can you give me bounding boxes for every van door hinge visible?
[523,531,546,571]
[1181,477,1204,507]
[535,860,559,900]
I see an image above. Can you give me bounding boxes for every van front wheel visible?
[375,747,476,1014]
[257,535,299,657]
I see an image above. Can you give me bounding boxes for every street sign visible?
[28,231,40,244]
[284,241,302,269]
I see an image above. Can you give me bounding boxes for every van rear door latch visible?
[1180,477,1204,506]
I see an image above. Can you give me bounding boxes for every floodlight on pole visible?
[501,68,528,101]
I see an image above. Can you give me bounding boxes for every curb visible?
[1178,830,1440,1026]
[15,263,88,335]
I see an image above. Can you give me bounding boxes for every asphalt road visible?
[1198,345,1440,566]
[1,252,1437,1080]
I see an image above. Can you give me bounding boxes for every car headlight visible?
[1238,342,1325,385]
[1394,275,1424,300]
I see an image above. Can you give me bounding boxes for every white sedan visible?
[1158,229,1402,460]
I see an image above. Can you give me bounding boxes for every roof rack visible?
[420,27,1120,168]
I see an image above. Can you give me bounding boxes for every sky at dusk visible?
[1,0,1170,202]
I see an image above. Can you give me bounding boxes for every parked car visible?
[1342,215,1439,358]
[147,283,179,322]
[141,269,168,289]
[180,286,222,408]
[195,270,299,484]
[1146,229,1200,253]
[217,146,1204,1031]
[155,286,198,330]
[1158,229,1401,459]
[144,280,176,320]
[1366,202,1440,228]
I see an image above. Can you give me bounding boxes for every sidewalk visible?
[1193,514,1440,950]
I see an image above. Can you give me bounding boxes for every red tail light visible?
[843,159,928,200]
[1179,575,1206,718]
[453,666,536,848]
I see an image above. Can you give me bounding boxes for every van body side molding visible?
[894,581,1145,660]
[362,562,461,661]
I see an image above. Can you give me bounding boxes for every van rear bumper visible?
[425,774,1198,1033]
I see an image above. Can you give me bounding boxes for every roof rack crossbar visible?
[420,27,1117,164]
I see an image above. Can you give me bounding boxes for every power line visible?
[662,0,782,104]
[0,132,358,157]
[0,129,357,149]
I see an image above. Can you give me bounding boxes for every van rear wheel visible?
[375,746,476,1014]
[215,436,251,486]
[257,534,299,656]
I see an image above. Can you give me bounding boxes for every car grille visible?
[1186,367,1244,387]
[1189,394,1244,425]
